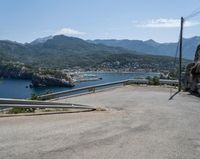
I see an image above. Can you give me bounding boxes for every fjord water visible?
[0,72,159,99]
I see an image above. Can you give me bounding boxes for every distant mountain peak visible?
[30,36,53,45]
[52,34,82,40]
[89,36,200,59]
[145,39,156,43]
[144,39,159,47]
[191,36,200,40]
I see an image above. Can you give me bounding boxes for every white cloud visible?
[55,28,85,35]
[134,18,200,28]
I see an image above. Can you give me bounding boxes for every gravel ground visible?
[0,85,200,159]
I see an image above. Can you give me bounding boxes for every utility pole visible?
[179,17,184,92]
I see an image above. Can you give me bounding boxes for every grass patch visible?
[7,93,38,114]
[8,107,35,114]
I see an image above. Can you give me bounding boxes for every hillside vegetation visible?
[89,36,200,60]
[0,35,191,71]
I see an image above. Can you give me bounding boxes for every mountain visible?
[0,35,137,68]
[89,36,200,60]
[0,40,35,62]
[0,35,191,71]
[30,36,53,45]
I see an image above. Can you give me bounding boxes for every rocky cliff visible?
[0,62,74,87]
[31,74,74,87]
[0,62,33,79]
[183,45,200,95]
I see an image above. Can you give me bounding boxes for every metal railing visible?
[0,79,179,111]
[0,98,96,110]
[38,79,131,100]
[38,79,178,100]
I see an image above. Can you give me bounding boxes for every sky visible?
[1,0,200,43]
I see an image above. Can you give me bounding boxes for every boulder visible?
[194,44,200,62]
[184,45,200,95]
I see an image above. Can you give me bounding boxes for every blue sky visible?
[0,0,200,43]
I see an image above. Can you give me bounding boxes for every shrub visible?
[88,87,96,92]
[8,107,35,114]
[152,76,160,85]
[7,93,38,114]
[31,93,38,100]
[146,76,160,85]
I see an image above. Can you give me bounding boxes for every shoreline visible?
[0,72,161,99]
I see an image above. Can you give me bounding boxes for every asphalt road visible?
[0,86,200,159]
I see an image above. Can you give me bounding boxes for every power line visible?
[184,7,200,20]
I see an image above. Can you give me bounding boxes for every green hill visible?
[89,37,200,60]
[0,35,191,70]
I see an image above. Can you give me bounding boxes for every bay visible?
[0,72,159,99]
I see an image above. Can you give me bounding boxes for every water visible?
[0,72,159,99]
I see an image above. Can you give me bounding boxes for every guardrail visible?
[159,79,178,85]
[38,79,130,100]
[0,79,178,111]
[0,98,96,110]
[38,79,178,100]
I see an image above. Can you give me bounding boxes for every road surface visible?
[0,86,200,159]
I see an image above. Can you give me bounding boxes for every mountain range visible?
[89,36,200,60]
[0,35,137,68]
[0,35,191,71]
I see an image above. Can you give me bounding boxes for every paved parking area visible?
[0,86,200,159]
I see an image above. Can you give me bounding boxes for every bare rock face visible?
[31,74,74,87]
[184,45,200,95]
[194,45,200,62]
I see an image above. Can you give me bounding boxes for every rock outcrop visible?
[0,63,33,79]
[183,45,200,95]
[31,74,74,87]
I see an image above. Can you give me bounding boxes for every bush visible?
[146,76,160,85]
[7,93,38,114]
[88,87,96,92]
[152,76,160,85]
[31,93,38,100]
[8,107,35,114]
